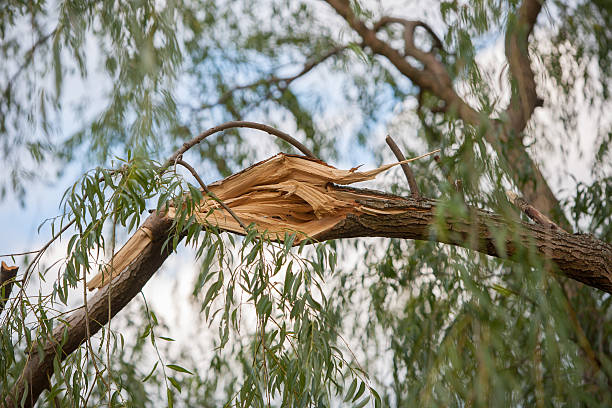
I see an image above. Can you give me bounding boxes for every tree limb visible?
[323,0,567,228]
[503,0,546,133]
[3,214,177,408]
[7,153,612,406]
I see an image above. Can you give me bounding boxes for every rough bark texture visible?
[3,214,176,408]
[6,176,612,407]
[315,189,612,292]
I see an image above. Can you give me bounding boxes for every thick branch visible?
[8,157,612,406]
[503,0,545,133]
[3,214,177,408]
[323,0,481,125]
[316,189,611,291]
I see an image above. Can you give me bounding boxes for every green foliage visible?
[1,0,612,407]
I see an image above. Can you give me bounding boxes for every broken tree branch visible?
[7,153,612,407]
[89,122,318,290]
[385,135,420,198]
[176,158,248,231]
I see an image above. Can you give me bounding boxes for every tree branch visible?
[7,153,612,407]
[503,0,546,133]
[323,0,482,125]
[163,121,316,171]
[200,45,347,109]
[323,0,567,228]
[315,189,611,292]
[385,135,420,198]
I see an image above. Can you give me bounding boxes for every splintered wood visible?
[167,153,411,243]
[87,227,154,290]
[89,153,429,290]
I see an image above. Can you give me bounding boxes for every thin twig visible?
[433,155,462,192]
[4,30,56,95]
[385,135,420,198]
[176,159,249,232]
[164,121,316,171]
[200,46,347,109]
[505,191,565,233]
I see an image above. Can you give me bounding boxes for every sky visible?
[0,3,608,403]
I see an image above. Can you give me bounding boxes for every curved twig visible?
[373,16,444,54]
[385,135,420,198]
[164,121,316,171]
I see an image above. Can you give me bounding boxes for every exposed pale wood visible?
[0,262,18,315]
[84,154,611,295]
[87,227,154,290]
[167,153,417,243]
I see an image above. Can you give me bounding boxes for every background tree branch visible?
[323,0,568,227]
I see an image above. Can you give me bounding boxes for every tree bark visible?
[3,214,177,408]
[315,188,611,292]
[5,182,612,407]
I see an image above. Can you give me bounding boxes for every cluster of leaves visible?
[183,226,380,407]
[2,0,612,407]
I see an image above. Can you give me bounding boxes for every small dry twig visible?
[506,191,565,233]
[433,155,462,193]
[385,135,420,198]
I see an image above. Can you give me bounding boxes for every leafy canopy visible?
[0,0,611,407]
